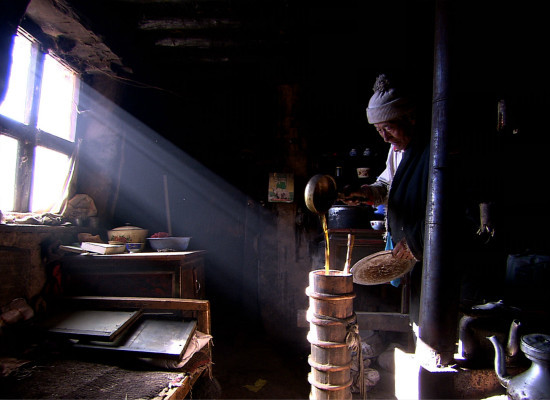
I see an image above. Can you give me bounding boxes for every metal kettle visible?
[488,320,550,400]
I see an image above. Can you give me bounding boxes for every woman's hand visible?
[392,238,416,261]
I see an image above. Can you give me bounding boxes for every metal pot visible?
[327,205,374,229]
[107,224,148,243]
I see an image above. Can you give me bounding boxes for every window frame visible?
[0,28,81,213]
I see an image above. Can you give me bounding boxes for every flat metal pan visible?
[350,250,415,285]
[47,310,142,341]
[73,317,197,359]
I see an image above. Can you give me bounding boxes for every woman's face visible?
[374,119,414,151]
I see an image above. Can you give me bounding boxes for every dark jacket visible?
[387,136,430,260]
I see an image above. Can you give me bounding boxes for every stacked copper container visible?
[306,270,355,399]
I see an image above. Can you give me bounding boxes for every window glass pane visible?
[0,135,18,212]
[37,54,77,141]
[31,146,70,212]
[0,34,32,124]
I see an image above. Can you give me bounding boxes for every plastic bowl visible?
[148,237,191,252]
[126,243,143,253]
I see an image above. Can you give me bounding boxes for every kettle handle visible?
[507,319,522,358]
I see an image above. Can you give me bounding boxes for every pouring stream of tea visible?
[321,214,330,274]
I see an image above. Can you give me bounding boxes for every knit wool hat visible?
[366,74,415,124]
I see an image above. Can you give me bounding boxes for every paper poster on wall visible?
[268,173,294,203]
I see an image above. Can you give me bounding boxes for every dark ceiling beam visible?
[155,37,213,48]
[152,35,273,47]
[138,17,241,31]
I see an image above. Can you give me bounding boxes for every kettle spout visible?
[488,335,512,389]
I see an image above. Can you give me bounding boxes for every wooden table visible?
[60,251,205,299]
[0,296,214,400]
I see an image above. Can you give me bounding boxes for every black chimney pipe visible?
[418,0,459,366]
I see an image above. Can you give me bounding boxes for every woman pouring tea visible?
[342,73,430,323]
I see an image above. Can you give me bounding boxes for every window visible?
[0,29,80,214]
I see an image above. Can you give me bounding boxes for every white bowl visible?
[370,220,385,230]
[148,237,191,252]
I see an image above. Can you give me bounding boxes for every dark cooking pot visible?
[327,205,374,229]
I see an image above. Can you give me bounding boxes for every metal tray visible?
[73,317,197,359]
[47,310,142,341]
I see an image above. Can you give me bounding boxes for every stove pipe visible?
[419,0,460,366]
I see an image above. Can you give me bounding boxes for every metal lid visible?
[521,334,550,360]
